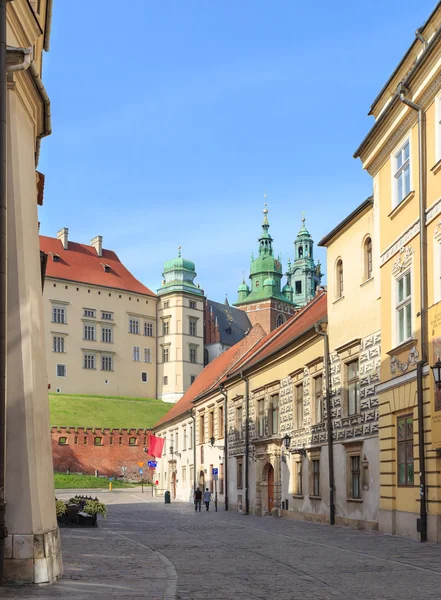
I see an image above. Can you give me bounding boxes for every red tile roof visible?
[227,292,327,378]
[154,324,267,429]
[40,235,155,297]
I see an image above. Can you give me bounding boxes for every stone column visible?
[3,81,62,584]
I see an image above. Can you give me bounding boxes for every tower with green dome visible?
[287,216,323,307]
[234,205,297,332]
[157,247,204,403]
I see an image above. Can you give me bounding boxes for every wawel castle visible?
[40,207,321,402]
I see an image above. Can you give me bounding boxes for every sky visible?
[39,0,438,302]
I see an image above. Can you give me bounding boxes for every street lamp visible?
[210,435,215,447]
[431,358,441,390]
[282,434,291,450]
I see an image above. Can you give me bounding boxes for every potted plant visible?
[82,499,107,526]
[55,499,67,525]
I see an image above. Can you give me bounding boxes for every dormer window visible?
[101,263,111,273]
[50,253,60,262]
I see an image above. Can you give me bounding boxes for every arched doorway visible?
[171,472,176,499]
[267,464,274,513]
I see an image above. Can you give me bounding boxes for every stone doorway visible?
[267,464,274,513]
[172,472,176,499]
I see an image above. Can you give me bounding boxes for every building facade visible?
[41,230,157,399]
[354,2,441,541]
[3,0,63,584]
[235,206,322,333]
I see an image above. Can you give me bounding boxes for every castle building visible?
[234,205,322,332]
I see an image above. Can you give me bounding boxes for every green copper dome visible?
[263,276,276,287]
[158,246,203,297]
[163,248,195,273]
[238,281,250,292]
[282,283,293,293]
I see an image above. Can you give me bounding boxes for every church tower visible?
[157,248,205,403]
[234,205,297,333]
[287,216,323,307]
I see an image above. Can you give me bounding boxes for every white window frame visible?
[391,136,412,208]
[144,348,151,363]
[141,371,148,383]
[56,364,66,377]
[83,353,96,370]
[101,311,113,321]
[133,346,140,361]
[52,306,66,324]
[102,355,113,371]
[144,322,153,337]
[129,319,139,334]
[84,324,96,341]
[436,92,441,164]
[102,326,113,343]
[189,347,197,363]
[53,336,65,353]
[395,269,413,345]
[84,308,96,318]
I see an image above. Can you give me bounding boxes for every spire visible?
[258,196,273,257]
[224,294,229,306]
[178,245,181,257]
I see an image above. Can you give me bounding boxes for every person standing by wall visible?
[204,488,211,511]
[194,487,202,512]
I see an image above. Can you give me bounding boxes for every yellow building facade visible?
[355,2,441,541]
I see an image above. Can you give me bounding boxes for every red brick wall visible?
[239,300,296,334]
[52,427,156,480]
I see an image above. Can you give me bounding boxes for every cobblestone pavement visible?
[5,490,441,599]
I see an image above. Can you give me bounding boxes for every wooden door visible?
[267,465,274,512]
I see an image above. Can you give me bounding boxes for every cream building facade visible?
[2,0,63,584]
[41,230,158,399]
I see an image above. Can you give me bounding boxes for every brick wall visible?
[52,427,156,480]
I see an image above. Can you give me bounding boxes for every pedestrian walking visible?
[204,488,211,511]
[194,487,202,512]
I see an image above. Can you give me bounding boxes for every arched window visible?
[364,237,373,280]
[298,246,303,258]
[336,259,343,298]
[276,314,285,327]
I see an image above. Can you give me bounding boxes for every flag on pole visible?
[148,434,165,458]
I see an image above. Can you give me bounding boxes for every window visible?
[396,271,412,344]
[397,414,414,486]
[189,300,196,309]
[84,353,95,370]
[182,466,186,484]
[129,437,137,446]
[257,399,265,437]
[133,346,140,361]
[350,455,361,499]
[163,320,171,336]
[336,259,343,298]
[163,376,168,385]
[364,237,373,281]
[219,463,224,494]
[52,306,66,324]
[58,437,67,445]
[218,406,224,438]
[144,348,151,363]
[129,319,139,334]
[314,376,323,424]
[102,355,113,371]
[393,139,411,205]
[141,372,148,383]
[295,281,302,294]
[295,460,303,496]
[271,395,279,435]
[94,437,102,446]
[56,364,66,377]
[163,301,170,309]
[163,347,169,363]
[312,459,320,497]
[101,311,113,320]
[436,93,441,162]
[190,375,196,384]
[236,405,243,438]
[295,384,303,429]
[102,327,112,343]
[84,324,95,341]
[53,336,65,353]
[144,322,153,336]
[209,411,214,439]
[209,464,214,492]
[183,427,187,450]
[276,314,285,327]
[189,320,197,336]
[200,414,205,443]
[347,360,360,415]
[237,458,243,489]
[84,308,95,318]
[190,347,197,363]
[189,424,193,449]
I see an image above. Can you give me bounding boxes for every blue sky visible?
[39,0,437,302]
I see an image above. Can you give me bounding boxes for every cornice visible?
[380,220,420,266]
[8,0,42,48]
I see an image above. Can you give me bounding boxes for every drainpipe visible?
[191,410,196,492]
[397,83,427,542]
[0,0,10,585]
[219,385,228,511]
[315,322,335,526]
[240,372,249,515]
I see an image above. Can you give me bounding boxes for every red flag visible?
[148,434,165,458]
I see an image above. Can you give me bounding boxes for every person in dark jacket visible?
[194,487,202,511]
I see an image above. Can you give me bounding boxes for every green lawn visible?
[54,472,142,489]
[50,393,171,429]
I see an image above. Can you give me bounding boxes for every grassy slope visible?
[50,393,171,429]
[54,473,141,489]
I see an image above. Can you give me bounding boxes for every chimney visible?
[57,227,69,250]
[91,235,103,257]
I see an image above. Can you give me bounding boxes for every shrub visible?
[84,499,107,519]
[55,499,67,517]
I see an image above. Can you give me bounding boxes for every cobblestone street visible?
[4,490,441,599]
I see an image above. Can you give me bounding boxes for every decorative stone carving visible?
[390,345,419,374]
[380,221,419,266]
[391,245,414,275]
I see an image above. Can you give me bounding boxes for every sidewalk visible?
[2,492,176,600]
